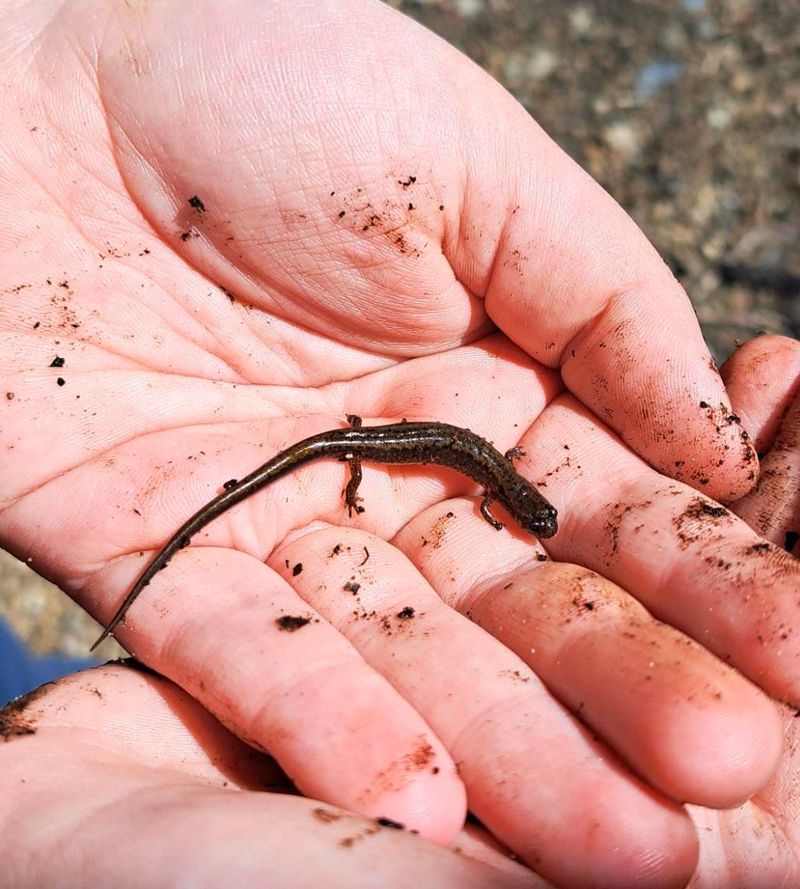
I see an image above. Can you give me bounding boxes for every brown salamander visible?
[91,415,558,650]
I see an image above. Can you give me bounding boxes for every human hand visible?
[0,663,542,889]
[2,2,798,887]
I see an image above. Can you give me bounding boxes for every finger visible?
[407,504,780,807]
[272,527,698,889]
[721,334,800,452]
[85,548,467,844]
[446,51,753,502]
[475,165,754,502]
[722,335,800,551]
[520,394,800,706]
[0,665,543,889]
[733,388,800,552]
[687,703,800,887]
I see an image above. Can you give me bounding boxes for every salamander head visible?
[522,502,558,538]
[503,482,559,539]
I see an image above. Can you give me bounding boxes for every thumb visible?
[443,46,755,501]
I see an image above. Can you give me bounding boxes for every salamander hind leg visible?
[504,445,526,462]
[480,494,505,531]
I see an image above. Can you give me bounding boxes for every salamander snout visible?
[525,503,558,538]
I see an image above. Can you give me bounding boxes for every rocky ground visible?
[2,0,797,657]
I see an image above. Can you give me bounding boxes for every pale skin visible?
[0,1,798,886]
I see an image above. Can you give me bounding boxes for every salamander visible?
[91,415,558,650]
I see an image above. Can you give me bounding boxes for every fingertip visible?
[721,334,800,452]
[720,333,800,384]
[554,778,698,889]
[647,680,783,808]
[671,397,759,503]
[360,767,468,846]
[616,800,699,889]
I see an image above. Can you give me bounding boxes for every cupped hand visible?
[2,2,798,887]
[0,663,542,889]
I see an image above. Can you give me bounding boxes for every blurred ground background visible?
[1,0,797,688]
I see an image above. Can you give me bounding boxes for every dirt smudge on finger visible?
[357,737,437,804]
[0,683,53,741]
[673,496,734,548]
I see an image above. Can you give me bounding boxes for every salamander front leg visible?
[342,414,366,516]
[480,494,505,531]
[344,453,366,516]
[504,445,526,462]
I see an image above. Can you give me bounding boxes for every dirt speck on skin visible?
[110,656,162,679]
[276,614,314,632]
[423,510,456,549]
[377,607,425,637]
[740,540,799,574]
[747,541,772,553]
[0,683,53,741]
[331,178,428,258]
[499,669,532,684]
[406,740,436,769]
[697,400,758,480]
[314,810,405,848]
[603,501,626,557]
[312,807,343,824]
[699,400,743,431]
[336,817,406,849]
[175,196,208,242]
[602,500,654,559]
[686,499,730,520]
[559,568,608,622]
[358,739,437,804]
[0,714,35,741]
[673,496,734,548]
